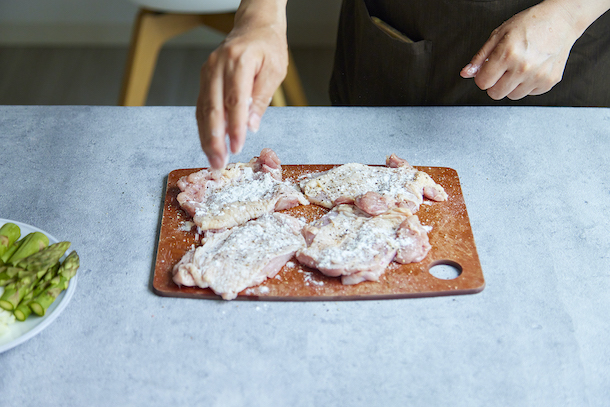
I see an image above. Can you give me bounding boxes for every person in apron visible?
[330,0,610,106]
[195,0,610,169]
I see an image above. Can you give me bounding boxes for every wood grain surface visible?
[152,165,484,301]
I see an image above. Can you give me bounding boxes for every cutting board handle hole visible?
[429,261,462,280]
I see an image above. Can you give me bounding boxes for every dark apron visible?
[329,0,610,107]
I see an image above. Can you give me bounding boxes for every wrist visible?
[540,0,610,38]
[234,0,288,34]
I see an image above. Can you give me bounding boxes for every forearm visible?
[540,0,610,37]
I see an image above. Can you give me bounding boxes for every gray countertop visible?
[0,105,608,406]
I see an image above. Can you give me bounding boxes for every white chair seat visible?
[130,0,241,14]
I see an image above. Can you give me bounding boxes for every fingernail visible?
[464,63,479,76]
[210,154,224,169]
[230,139,243,155]
[248,113,261,133]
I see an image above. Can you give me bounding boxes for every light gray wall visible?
[0,0,342,46]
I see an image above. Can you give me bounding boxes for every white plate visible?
[0,219,78,354]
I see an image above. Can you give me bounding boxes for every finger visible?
[485,70,522,100]
[224,58,254,155]
[473,37,515,92]
[197,62,228,169]
[460,27,504,78]
[248,63,284,132]
[196,100,228,169]
[506,82,536,100]
[528,87,547,96]
[460,63,480,79]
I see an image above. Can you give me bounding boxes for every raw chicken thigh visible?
[173,213,306,300]
[299,154,447,214]
[296,204,431,285]
[177,148,309,231]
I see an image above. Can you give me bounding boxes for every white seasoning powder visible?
[200,214,306,296]
[245,286,270,295]
[302,163,419,204]
[193,171,297,219]
[301,206,405,271]
[179,221,195,231]
[316,221,397,269]
[302,270,324,286]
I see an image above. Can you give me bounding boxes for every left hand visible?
[460,1,581,100]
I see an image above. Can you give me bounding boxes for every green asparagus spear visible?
[0,223,21,259]
[1,238,24,264]
[0,266,25,287]
[0,273,36,311]
[28,263,59,298]
[28,276,65,316]
[0,266,22,277]
[13,263,59,321]
[0,289,16,311]
[13,304,32,321]
[17,267,49,281]
[16,241,71,272]
[29,251,79,317]
[0,260,57,311]
[6,232,49,266]
[58,251,79,280]
[13,291,33,321]
[35,262,60,291]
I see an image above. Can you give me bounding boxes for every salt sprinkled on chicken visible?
[172,212,306,300]
[176,148,309,231]
[296,204,432,285]
[299,154,447,214]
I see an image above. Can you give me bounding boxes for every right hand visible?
[196,12,288,170]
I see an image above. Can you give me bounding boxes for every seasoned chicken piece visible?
[177,148,309,231]
[394,215,432,264]
[296,204,431,285]
[299,154,447,214]
[173,213,306,300]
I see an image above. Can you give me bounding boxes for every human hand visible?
[196,5,288,169]
[460,1,581,101]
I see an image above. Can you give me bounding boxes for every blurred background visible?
[0,0,341,106]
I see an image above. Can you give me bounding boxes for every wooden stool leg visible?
[199,14,235,34]
[281,49,308,106]
[119,9,205,106]
[271,86,287,107]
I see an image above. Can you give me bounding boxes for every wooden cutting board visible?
[152,165,484,301]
